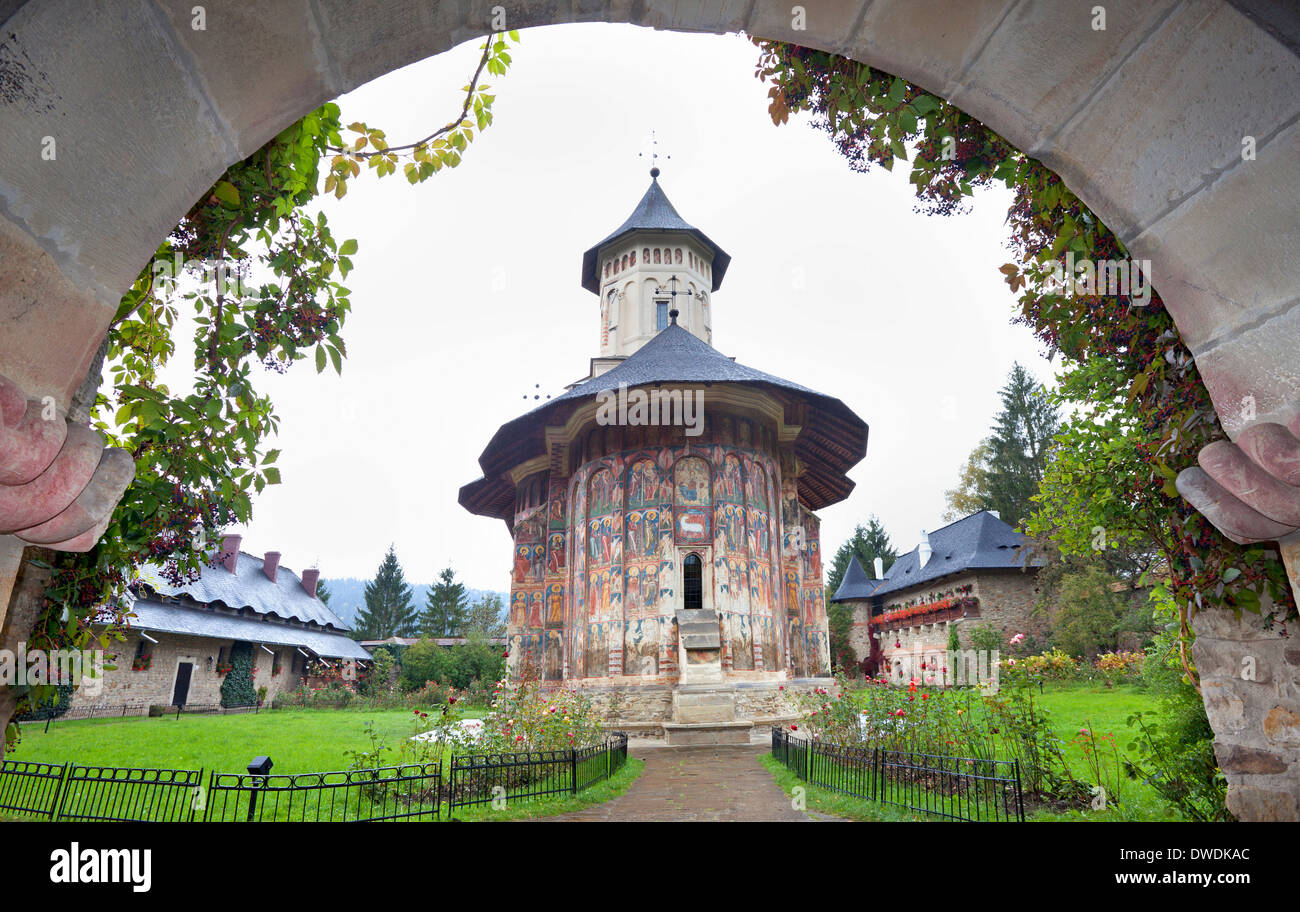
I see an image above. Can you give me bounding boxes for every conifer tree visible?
[421,567,468,637]
[353,545,417,639]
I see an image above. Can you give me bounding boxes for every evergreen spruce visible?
[353,545,417,639]
[421,567,469,637]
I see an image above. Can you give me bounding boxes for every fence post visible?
[570,749,578,796]
[1013,758,1025,823]
[46,762,68,819]
[871,748,879,802]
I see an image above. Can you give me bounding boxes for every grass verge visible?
[444,757,644,821]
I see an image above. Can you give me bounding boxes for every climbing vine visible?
[753,41,1295,672]
[6,33,518,738]
[219,642,257,708]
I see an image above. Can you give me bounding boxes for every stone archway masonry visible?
[1,1,1298,818]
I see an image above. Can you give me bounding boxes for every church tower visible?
[579,168,731,371]
[461,169,868,745]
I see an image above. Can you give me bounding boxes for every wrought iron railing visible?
[0,732,630,822]
[447,733,629,812]
[771,727,1024,822]
[55,765,205,822]
[204,763,442,822]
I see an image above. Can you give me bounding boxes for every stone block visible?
[0,0,242,300]
[1215,742,1288,776]
[662,720,752,746]
[1050,3,1300,241]
[1226,783,1300,822]
[747,1,867,52]
[314,0,478,92]
[847,0,1012,99]
[155,0,338,158]
[1128,115,1300,360]
[1189,302,1300,440]
[636,0,748,36]
[672,689,736,723]
[953,0,1179,159]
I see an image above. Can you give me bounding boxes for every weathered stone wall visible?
[1192,605,1300,821]
[866,569,1045,679]
[575,679,807,730]
[65,631,303,711]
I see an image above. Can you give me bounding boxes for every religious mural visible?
[501,415,831,684]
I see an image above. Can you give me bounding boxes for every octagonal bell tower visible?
[580,168,731,367]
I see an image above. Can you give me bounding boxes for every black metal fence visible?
[772,728,1024,822]
[58,766,205,822]
[0,760,204,821]
[204,763,442,822]
[0,760,67,819]
[0,734,630,822]
[447,732,628,812]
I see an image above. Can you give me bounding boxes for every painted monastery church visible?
[460,170,869,740]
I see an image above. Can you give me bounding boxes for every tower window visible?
[656,299,670,331]
[683,553,703,611]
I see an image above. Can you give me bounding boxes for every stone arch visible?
[2,0,1300,818]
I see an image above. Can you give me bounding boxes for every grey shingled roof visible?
[580,176,731,293]
[830,554,883,602]
[459,323,869,520]
[127,599,371,660]
[869,510,1043,598]
[136,552,349,631]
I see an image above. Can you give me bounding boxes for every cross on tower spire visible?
[639,130,670,179]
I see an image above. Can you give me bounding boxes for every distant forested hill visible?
[320,578,508,629]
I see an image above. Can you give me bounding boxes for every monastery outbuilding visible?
[831,510,1047,681]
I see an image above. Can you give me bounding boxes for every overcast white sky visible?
[217,23,1054,592]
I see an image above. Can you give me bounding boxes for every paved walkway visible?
[552,744,832,822]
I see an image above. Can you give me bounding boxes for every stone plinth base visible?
[662,720,754,746]
[672,685,736,723]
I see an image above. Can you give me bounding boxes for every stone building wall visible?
[861,568,1045,680]
[1192,605,1300,821]
[66,631,304,711]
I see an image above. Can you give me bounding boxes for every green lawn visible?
[1031,682,1178,820]
[9,707,484,774]
[765,682,1184,822]
[4,706,645,822]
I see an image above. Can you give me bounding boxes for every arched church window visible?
[643,247,650,261]
[653,249,661,264]
[630,250,637,266]
[683,553,703,611]
[604,262,610,278]
[674,248,682,264]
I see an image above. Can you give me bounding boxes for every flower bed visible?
[875,596,979,630]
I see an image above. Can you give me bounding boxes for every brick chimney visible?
[263,551,281,583]
[301,568,320,599]
[220,534,241,573]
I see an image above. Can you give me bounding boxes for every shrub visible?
[1123,604,1230,821]
[1094,650,1144,685]
[474,673,607,754]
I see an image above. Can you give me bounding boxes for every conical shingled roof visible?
[458,323,868,523]
[580,176,731,293]
[830,555,882,602]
